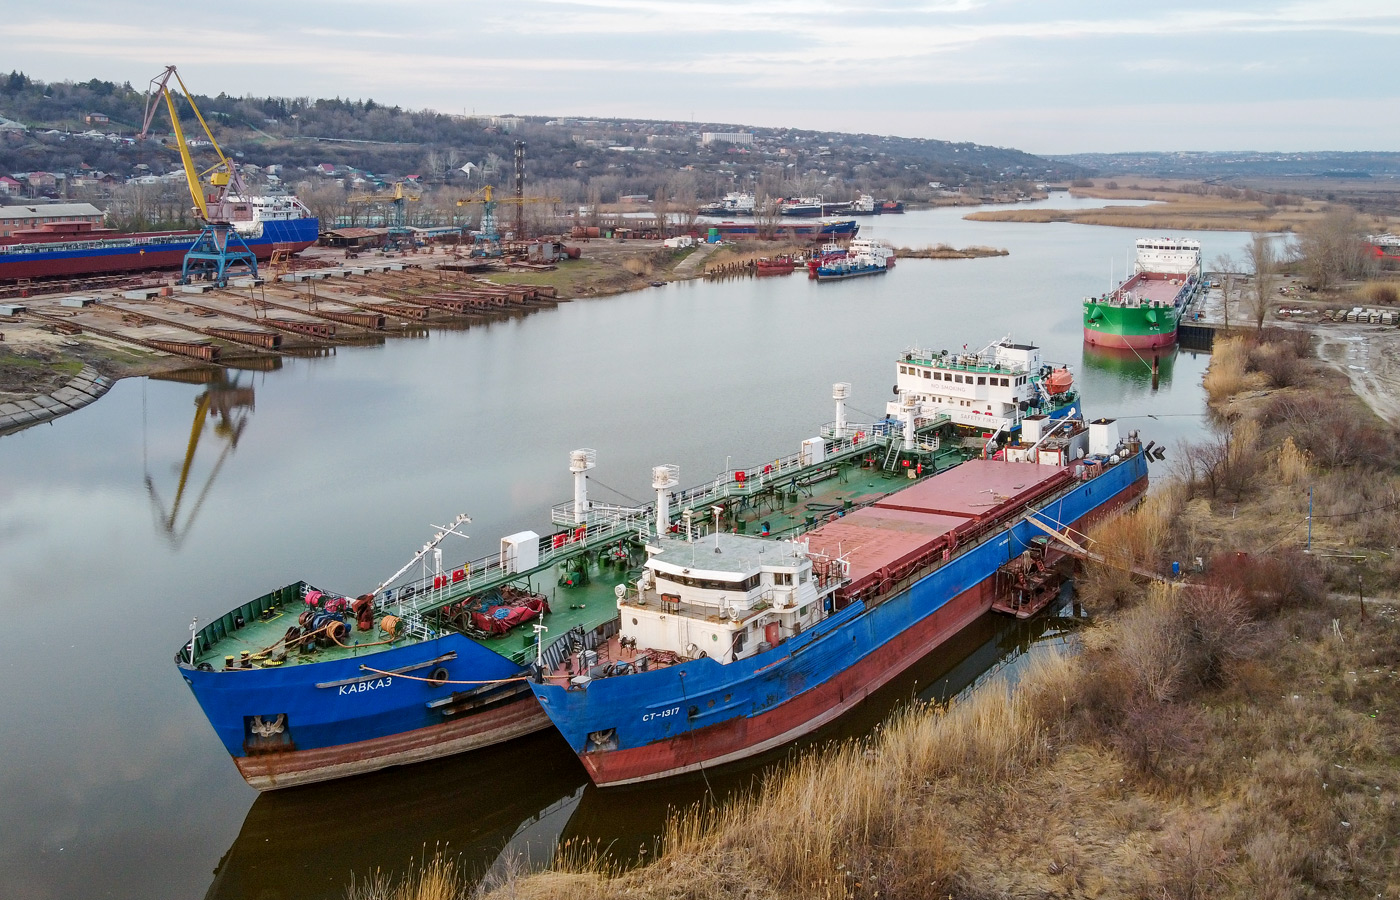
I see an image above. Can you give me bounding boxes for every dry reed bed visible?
[362,330,1400,900]
[962,184,1342,232]
[894,245,1008,259]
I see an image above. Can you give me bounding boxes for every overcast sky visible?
[7,0,1397,154]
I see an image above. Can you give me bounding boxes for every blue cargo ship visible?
[528,417,1147,786]
[0,196,318,281]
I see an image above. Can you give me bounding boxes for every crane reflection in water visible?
[205,588,1086,900]
[143,367,262,548]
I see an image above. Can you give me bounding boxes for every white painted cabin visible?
[617,534,839,663]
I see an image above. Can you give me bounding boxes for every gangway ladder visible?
[881,437,902,473]
[1023,511,1168,583]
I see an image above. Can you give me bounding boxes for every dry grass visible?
[347,849,467,900]
[963,183,1340,232]
[1358,280,1399,305]
[621,256,655,278]
[894,244,1008,259]
[465,580,1399,900]
[1203,335,1261,403]
[1276,436,1311,484]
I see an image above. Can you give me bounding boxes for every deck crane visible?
[140,66,258,287]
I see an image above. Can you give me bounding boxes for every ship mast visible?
[371,513,472,603]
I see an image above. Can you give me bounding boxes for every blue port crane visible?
[140,66,258,287]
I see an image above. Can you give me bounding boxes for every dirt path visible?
[672,243,715,277]
[1314,325,1400,426]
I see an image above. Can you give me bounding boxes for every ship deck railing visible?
[548,418,948,533]
[0,232,197,254]
[618,584,790,626]
[382,512,651,623]
[389,416,954,636]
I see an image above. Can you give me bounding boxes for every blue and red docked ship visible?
[706,219,858,240]
[529,415,1147,786]
[0,195,318,281]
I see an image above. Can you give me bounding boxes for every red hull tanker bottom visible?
[236,693,549,790]
[578,472,1148,787]
[1082,328,1176,350]
[0,241,311,282]
[581,579,992,786]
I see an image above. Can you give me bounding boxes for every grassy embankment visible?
[965,180,1396,233]
[357,325,1400,900]
[895,245,1008,260]
[481,245,700,298]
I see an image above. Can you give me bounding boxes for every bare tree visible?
[1296,206,1373,290]
[652,183,668,237]
[667,174,698,235]
[1244,233,1277,331]
[751,192,784,240]
[584,184,601,228]
[1212,252,1237,329]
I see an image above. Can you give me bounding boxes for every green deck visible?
[192,432,965,672]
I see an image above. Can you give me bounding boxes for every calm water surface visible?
[0,200,1258,899]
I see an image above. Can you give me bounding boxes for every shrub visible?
[1248,341,1304,388]
[1358,281,1398,305]
[1275,436,1311,484]
[1267,394,1394,469]
[1205,548,1324,616]
[1203,336,1252,402]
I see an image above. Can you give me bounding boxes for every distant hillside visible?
[1050,150,1400,180]
[0,71,1078,204]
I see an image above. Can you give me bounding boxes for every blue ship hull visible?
[0,217,319,281]
[531,453,1148,786]
[179,620,543,789]
[815,261,886,280]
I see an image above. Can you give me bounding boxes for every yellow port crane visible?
[139,66,258,286]
[347,181,423,229]
[452,185,561,256]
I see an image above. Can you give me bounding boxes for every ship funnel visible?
[569,448,596,525]
[832,382,850,434]
[652,464,679,541]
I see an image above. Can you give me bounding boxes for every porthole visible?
[632,617,638,625]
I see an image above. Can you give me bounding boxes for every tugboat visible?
[755,255,796,276]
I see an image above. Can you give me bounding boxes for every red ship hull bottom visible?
[0,239,314,282]
[1082,327,1176,350]
[235,693,549,791]
[580,473,1148,787]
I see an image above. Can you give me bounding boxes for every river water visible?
[0,200,1258,900]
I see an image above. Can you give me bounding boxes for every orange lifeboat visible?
[1047,367,1074,395]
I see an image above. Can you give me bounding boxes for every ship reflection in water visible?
[206,594,1084,900]
[1080,343,1179,393]
[144,370,258,548]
